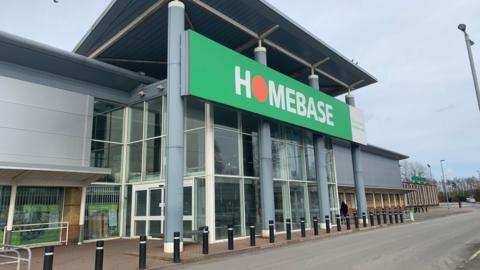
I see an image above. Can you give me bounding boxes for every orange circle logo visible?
[252,75,268,102]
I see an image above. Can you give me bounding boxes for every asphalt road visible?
[180,206,480,270]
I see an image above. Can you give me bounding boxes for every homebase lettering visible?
[234,66,335,126]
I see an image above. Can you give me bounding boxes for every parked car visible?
[466,197,476,203]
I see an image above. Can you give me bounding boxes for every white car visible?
[466,197,476,203]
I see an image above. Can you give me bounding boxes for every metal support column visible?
[78,185,87,245]
[345,94,367,221]
[255,45,275,237]
[309,74,330,228]
[4,184,17,245]
[164,0,185,253]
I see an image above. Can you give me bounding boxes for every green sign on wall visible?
[185,30,367,144]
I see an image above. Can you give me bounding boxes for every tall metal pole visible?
[458,24,480,111]
[440,160,449,209]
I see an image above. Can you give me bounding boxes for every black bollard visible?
[249,225,256,247]
[459,201,462,208]
[426,207,428,212]
[43,246,54,270]
[95,240,104,270]
[376,211,381,225]
[346,215,351,230]
[325,215,331,233]
[286,218,292,240]
[227,224,234,250]
[139,236,147,270]
[203,227,209,254]
[336,214,341,232]
[394,210,399,224]
[313,217,319,236]
[389,211,393,224]
[383,209,387,224]
[400,209,404,223]
[173,232,181,263]
[353,212,359,229]
[300,217,306,237]
[269,220,275,243]
[362,212,367,228]
[369,212,374,226]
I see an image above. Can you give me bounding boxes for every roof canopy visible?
[75,0,377,96]
[0,161,111,187]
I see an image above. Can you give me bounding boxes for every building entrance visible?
[132,184,165,238]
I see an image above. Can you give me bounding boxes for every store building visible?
[402,180,439,208]
[0,0,408,251]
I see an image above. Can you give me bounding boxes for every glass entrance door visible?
[132,185,164,238]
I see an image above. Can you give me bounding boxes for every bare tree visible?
[400,160,428,180]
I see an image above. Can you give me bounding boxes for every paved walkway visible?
[1,206,470,270]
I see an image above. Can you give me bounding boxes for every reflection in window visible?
[128,142,143,182]
[308,183,320,223]
[244,179,262,234]
[272,141,287,179]
[214,106,238,130]
[214,128,239,175]
[129,102,144,142]
[85,186,120,240]
[145,138,161,180]
[185,129,205,174]
[242,134,259,177]
[91,141,123,183]
[305,147,316,181]
[290,182,307,229]
[186,98,205,130]
[146,98,162,138]
[92,100,124,142]
[215,177,241,239]
[287,144,305,180]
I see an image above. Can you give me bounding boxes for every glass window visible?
[135,190,147,216]
[149,189,162,216]
[150,221,161,238]
[289,182,307,229]
[0,186,11,245]
[145,138,161,180]
[214,106,238,130]
[195,178,206,229]
[129,102,144,142]
[11,187,64,245]
[287,144,305,180]
[85,186,120,240]
[244,179,262,234]
[215,177,241,239]
[214,128,239,175]
[128,142,143,182]
[272,141,287,179]
[92,100,124,142]
[184,186,192,216]
[90,141,123,183]
[284,126,303,145]
[308,183,320,223]
[146,98,162,138]
[241,113,258,135]
[186,98,205,130]
[274,181,288,232]
[305,147,316,181]
[242,134,259,177]
[185,129,205,174]
[135,221,146,236]
[270,122,282,139]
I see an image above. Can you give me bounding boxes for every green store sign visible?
[185,30,367,144]
[411,176,427,182]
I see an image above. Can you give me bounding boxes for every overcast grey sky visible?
[0,0,479,179]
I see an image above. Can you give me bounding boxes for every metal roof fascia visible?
[0,31,157,86]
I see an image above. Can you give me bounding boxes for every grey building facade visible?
[0,0,408,251]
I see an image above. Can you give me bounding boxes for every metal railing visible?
[0,245,31,270]
[3,222,69,247]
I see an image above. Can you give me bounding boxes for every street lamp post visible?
[440,160,449,209]
[427,164,433,180]
[458,24,480,111]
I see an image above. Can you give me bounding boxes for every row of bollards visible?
[42,210,407,269]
